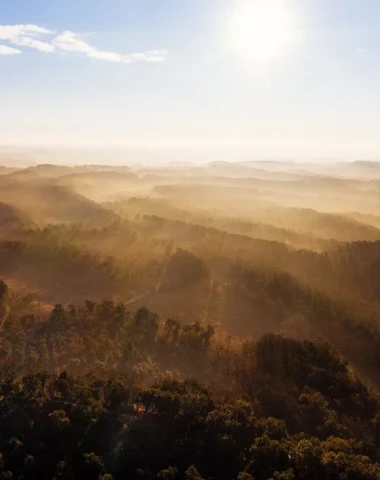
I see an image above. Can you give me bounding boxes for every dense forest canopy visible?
[0,159,380,478]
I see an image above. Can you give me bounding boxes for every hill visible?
[0,181,117,225]
[0,203,34,233]
[0,160,379,478]
[55,170,138,201]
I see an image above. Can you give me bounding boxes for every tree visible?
[157,466,179,479]
[185,466,204,480]
[0,279,8,305]
[161,249,208,291]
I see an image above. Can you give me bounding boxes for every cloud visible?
[0,24,167,64]
[15,36,55,53]
[0,44,22,55]
[0,24,55,52]
[51,31,92,54]
[52,30,167,63]
[356,47,367,54]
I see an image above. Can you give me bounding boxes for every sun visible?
[228,0,297,63]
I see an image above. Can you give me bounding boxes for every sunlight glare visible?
[228,0,298,63]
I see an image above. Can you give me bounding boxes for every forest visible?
[0,159,380,479]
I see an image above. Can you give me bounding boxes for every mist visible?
[0,156,380,479]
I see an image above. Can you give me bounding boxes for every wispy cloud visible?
[0,24,167,64]
[0,24,55,52]
[356,47,367,54]
[0,44,22,55]
[52,31,167,63]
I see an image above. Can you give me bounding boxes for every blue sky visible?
[1,0,380,160]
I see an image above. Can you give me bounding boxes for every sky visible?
[0,0,380,161]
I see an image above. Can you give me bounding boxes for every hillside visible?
[0,203,34,233]
[0,159,379,478]
[56,171,138,201]
[0,180,117,225]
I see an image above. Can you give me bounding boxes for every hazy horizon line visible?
[0,143,379,165]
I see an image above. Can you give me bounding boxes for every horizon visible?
[0,145,379,167]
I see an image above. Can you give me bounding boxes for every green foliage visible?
[185,466,204,480]
[157,466,178,479]
[0,317,379,479]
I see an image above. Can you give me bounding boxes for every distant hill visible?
[23,163,133,176]
[0,166,20,175]
[55,170,137,201]
[253,207,380,242]
[107,197,328,249]
[0,164,134,186]
[0,181,117,225]
[22,164,82,177]
[152,180,380,241]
